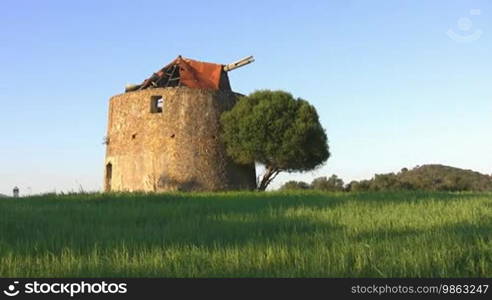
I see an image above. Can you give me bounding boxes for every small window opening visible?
[132,133,137,139]
[170,134,175,138]
[150,96,164,113]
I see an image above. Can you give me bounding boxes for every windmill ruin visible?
[104,56,257,192]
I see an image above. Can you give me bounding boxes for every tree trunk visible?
[257,166,281,191]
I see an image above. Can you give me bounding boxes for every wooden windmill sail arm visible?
[223,56,255,72]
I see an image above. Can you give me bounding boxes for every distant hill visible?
[0,193,10,198]
[399,165,492,191]
[349,164,492,192]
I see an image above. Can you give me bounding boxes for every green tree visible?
[311,175,344,191]
[279,181,310,191]
[347,180,371,192]
[221,90,330,191]
[371,173,400,191]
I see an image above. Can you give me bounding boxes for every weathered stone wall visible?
[104,87,256,192]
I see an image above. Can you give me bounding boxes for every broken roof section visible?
[126,56,231,92]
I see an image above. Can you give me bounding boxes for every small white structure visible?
[13,186,19,198]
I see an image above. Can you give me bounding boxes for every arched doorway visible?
[105,163,112,192]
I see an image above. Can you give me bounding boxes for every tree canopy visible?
[279,181,311,191]
[221,90,330,190]
[311,175,345,192]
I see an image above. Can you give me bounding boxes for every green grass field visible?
[0,191,490,277]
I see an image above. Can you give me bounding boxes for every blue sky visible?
[1,0,491,195]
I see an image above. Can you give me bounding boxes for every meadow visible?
[0,191,490,277]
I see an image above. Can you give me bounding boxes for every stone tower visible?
[104,56,256,192]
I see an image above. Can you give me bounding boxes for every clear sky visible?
[1,0,491,195]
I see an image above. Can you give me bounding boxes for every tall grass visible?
[0,191,490,277]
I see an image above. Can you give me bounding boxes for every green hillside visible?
[350,165,492,192]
